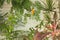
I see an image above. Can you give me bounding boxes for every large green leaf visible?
[22,0,32,11]
[12,0,24,9]
[12,0,32,11]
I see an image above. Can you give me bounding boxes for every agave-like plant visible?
[32,0,60,40]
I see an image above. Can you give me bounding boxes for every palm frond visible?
[35,0,55,11]
[35,1,45,10]
[46,0,54,11]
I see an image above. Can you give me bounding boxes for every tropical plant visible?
[0,0,60,40]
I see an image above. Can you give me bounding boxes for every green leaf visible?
[0,0,4,7]
[22,0,32,11]
[12,0,24,9]
[6,0,11,3]
[35,0,55,11]
[44,12,51,23]
[35,1,45,10]
[46,0,54,11]
[40,20,44,27]
[25,13,31,17]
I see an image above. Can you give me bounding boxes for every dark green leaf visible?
[0,0,4,7]
[22,0,32,11]
[46,0,53,11]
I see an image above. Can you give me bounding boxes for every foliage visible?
[0,0,4,7]
[0,0,60,40]
[35,0,55,11]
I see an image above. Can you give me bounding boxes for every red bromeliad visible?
[49,21,60,40]
[33,28,51,40]
[33,21,60,40]
[47,21,60,37]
